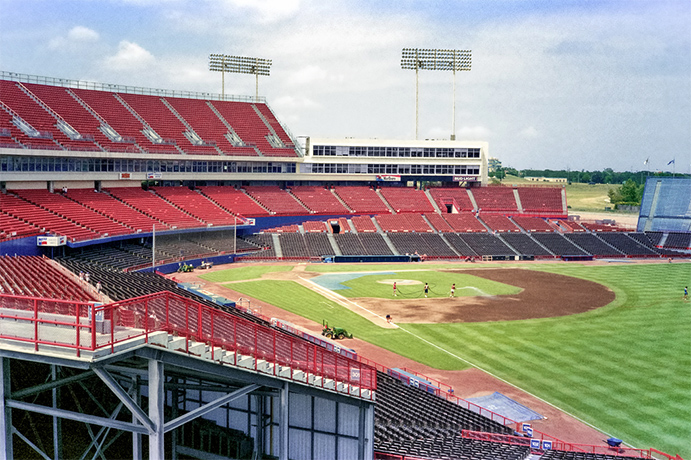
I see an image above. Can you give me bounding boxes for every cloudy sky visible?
[1,0,689,172]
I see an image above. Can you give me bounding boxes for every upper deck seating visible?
[470,187,518,213]
[105,187,202,228]
[429,188,475,212]
[480,214,521,232]
[500,233,553,257]
[68,189,166,232]
[424,213,454,232]
[71,87,179,154]
[289,186,350,214]
[153,187,237,226]
[14,189,132,237]
[1,193,100,242]
[563,233,624,257]
[0,80,79,151]
[375,214,433,233]
[198,186,269,217]
[333,187,391,214]
[350,215,378,233]
[0,256,97,301]
[118,93,218,155]
[512,216,556,232]
[443,213,488,232]
[0,212,43,241]
[243,186,309,216]
[379,187,435,213]
[208,101,276,155]
[252,103,299,157]
[531,233,589,256]
[516,187,565,216]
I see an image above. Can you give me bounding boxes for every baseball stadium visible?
[0,71,689,460]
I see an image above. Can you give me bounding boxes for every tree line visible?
[491,167,688,185]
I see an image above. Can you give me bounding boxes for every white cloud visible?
[48,26,100,50]
[103,41,155,71]
[519,126,539,139]
[222,0,301,23]
[273,95,321,111]
[458,125,492,140]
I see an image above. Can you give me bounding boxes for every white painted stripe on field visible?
[394,324,627,446]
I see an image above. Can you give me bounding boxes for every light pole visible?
[209,54,272,101]
[401,48,471,140]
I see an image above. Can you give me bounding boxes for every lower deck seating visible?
[531,233,589,256]
[457,233,516,257]
[0,256,97,301]
[500,233,553,257]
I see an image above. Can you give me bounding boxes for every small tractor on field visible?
[321,320,353,340]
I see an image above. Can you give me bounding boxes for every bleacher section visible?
[379,187,435,213]
[334,187,391,214]
[516,186,565,216]
[375,214,433,233]
[595,233,659,257]
[0,79,299,156]
[0,211,43,241]
[153,187,237,226]
[500,233,553,257]
[424,213,454,232]
[0,256,97,301]
[479,214,521,232]
[289,186,351,214]
[563,233,623,258]
[512,216,556,232]
[106,187,202,228]
[531,233,589,257]
[456,233,517,257]
[351,215,378,233]
[443,213,488,232]
[429,188,475,212]
[387,233,457,257]
[470,187,518,213]
[243,186,309,216]
[199,186,270,217]
[68,189,165,232]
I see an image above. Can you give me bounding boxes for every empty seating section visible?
[541,451,643,460]
[254,103,296,151]
[333,233,367,255]
[662,232,691,249]
[15,189,132,237]
[333,217,351,233]
[471,187,518,213]
[70,87,172,153]
[457,233,516,256]
[516,187,565,215]
[0,80,85,151]
[153,187,236,226]
[375,214,432,233]
[351,215,378,233]
[106,187,201,228]
[531,233,589,256]
[289,186,350,214]
[243,186,308,216]
[424,213,454,232]
[429,188,475,212]
[379,187,435,213]
[302,220,327,232]
[596,233,659,256]
[0,256,96,301]
[1,192,100,242]
[443,213,488,232]
[199,186,269,217]
[388,233,457,257]
[443,233,479,257]
[480,214,520,232]
[22,82,117,152]
[277,233,308,258]
[209,101,275,154]
[238,234,275,259]
[512,216,556,232]
[334,187,390,214]
[558,220,587,232]
[581,222,629,232]
[303,233,334,257]
[68,189,167,232]
[358,234,394,255]
[264,225,299,233]
[0,212,42,241]
[500,233,553,257]
[563,233,623,257]
[118,92,217,155]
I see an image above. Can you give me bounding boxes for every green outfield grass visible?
[228,263,691,457]
[197,265,292,283]
[331,271,521,299]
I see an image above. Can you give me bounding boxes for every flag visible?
[667,159,675,165]
[643,158,649,165]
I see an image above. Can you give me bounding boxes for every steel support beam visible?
[148,359,165,458]
[164,383,260,433]
[0,358,13,460]
[279,381,289,460]
[92,367,154,434]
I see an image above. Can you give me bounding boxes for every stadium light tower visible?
[401,48,471,140]
[209,54,272,101]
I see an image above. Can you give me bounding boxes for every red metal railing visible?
[0,291,376,399]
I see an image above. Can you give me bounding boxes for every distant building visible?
[524,176,567,183]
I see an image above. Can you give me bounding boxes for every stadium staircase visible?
[513,188,524,213]
[375,189,397,214]
[330,188,354,212]
[425,189,443,213]
[271,233,283,258]
[326,232,342,256]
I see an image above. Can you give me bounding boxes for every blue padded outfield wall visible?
[638,177,691,233]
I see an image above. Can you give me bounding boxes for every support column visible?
[0,358,12,460]
[51,365,62,460]
[148,360,165,459]
[278,382,289,460]
[358,401,375,460]
[132,376,142,460]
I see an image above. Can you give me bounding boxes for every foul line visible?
[393,323,624,446]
